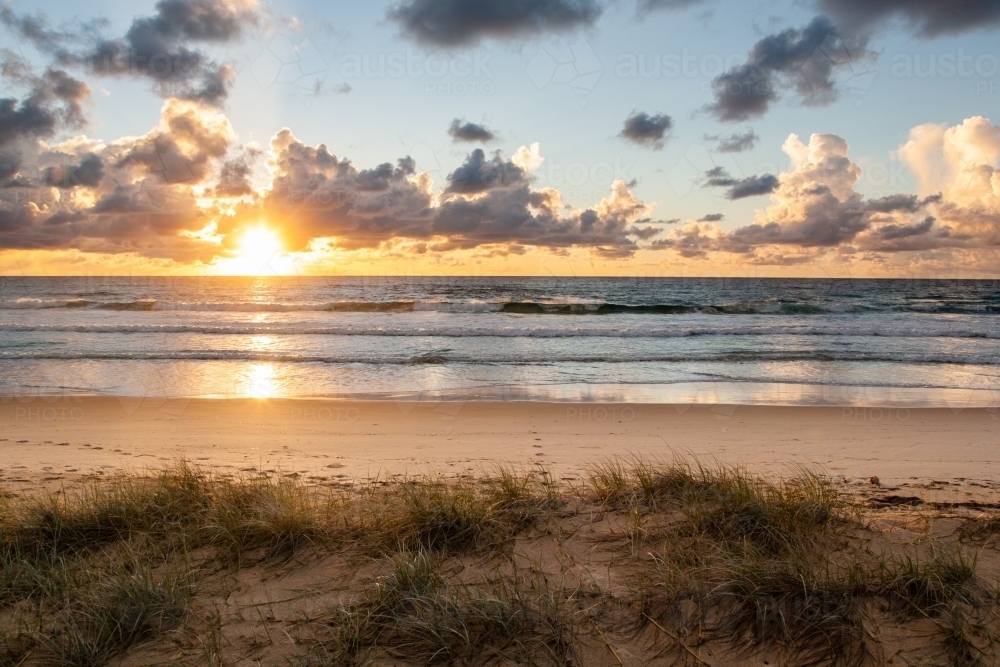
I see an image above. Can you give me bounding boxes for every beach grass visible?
[0,459,997,666]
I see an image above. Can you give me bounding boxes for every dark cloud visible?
[0,7,98,58]
[2,0,259,104]
[860,216,977,252]
[387,0,603,46]
[43,153,104,188]
[726,174,780,199]
[820,0,1000,37]
[447,119,496,143]
[703,167,779,199]
[727,193,936,249]
[618,111,672,150]
[722,192,939,249]
[213,149,259,197]
[875,216,935,240]
[706,16,873,122]
[444,148,528,194]
[706,128,759,153]
[0,97,57,147]
[698,213,724,222]
[0,151,21,181]
[0,57,90,147]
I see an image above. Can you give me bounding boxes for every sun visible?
[213,224,295,275]
[238,226,282,265]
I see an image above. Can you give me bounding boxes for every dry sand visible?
[1,396,997,501]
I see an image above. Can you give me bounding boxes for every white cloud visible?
[511,142,544,173]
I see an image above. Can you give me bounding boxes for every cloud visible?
[227,130,661,257]
[7,107,997,269]
[703,167,780,199]
[725,133,937,247]
[1,0,261,104]
[820,0,1000,37]
[386,0,603,46]
[876,216,935,240]
[511,142,544,172]
[444,148,528,194]
[706,128,759,153]
[43,153,104,188]
[0,55,90,147]
[618,111,673,150]
[706,16,874,122]
[0,151,21,181]
[895,115,1000,248]
[656,130,953,261]
[447,119,496,143]
[0,99,237,260]
[212,147,260,197]
[0,97,58,147]
[114,98,234,183]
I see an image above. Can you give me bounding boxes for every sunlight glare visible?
[246,363,277,399]
[239,226,282,266]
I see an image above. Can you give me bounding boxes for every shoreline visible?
[3,380,998,407]
[1,397,998,503]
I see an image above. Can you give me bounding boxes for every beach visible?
[3,397,997,499]
[4,278,1000,664]
[4,397,1000,666]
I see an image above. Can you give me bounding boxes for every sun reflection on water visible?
[249,335,273,351]
[246,363,277,398]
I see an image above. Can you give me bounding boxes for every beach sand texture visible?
[2,398,997,500]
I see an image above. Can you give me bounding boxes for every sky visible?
[1,0,999,277]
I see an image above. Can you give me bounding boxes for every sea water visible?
[1,276,998,406]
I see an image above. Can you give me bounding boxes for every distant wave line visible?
[1,351,998,365]
[1,324,999,339]
[2,298,999,315]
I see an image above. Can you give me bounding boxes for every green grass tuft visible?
[41,554,191,667]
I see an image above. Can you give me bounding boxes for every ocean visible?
[1,276,998,406]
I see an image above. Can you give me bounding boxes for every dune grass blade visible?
[41,557,191,667]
